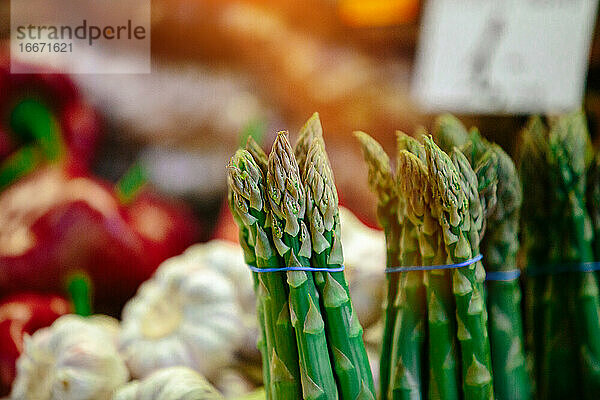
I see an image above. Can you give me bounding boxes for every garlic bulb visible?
[119,240,249,380]
[112,367,223,400]
[11,314,128,400]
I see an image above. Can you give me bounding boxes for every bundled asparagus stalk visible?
[387,137,427,399]
[437,118,530,400]
[519,112,600,399]
[474,140,529,400]
[302,133,375,398]
[357,130,494,399]
[518,117,551,395]
[228,114,375,399]
[587,152,600,262]
[426,137,494,399]
[354,131,400,400]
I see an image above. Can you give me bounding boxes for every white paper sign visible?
[413,0,599,114]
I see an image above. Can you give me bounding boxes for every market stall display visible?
[0,1,598,397]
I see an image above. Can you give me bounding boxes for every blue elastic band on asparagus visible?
[526,261,600,276]
[248,265,345,273]
[384,254,483,273]
[485,269,521,281]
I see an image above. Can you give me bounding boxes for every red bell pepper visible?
[0,166,199,315]
[0,292,71,395]
[0,59,101,184]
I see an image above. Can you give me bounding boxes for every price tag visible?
[412,0,599,113]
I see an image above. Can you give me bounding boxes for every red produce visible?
[0,292,70,395]
[211,200,239,243]
[0,167,199,314]
[0,58,101,183]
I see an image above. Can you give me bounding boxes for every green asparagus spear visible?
[354,131,400,400]
[546,112,600,399]
[435,114,470,154]
[228,187,272,398]
[239,137,273,396]
[387,136,427,400]
[461,131,498,232]
[266,132,338,400]
[227,150,303,399]
[466,132,530,400]
[518,117,552,395]
[587,153,600,261]
[542,121,581,400]
[295,113,324,174]
[294,114,338,210]
[247,136,269,173]
[303,137,376,399]
[424,137,494,400]
[397,138,461,400]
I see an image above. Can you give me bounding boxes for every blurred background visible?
[0,0,599,397]
[2,0,599,229]
[0,0,550,230]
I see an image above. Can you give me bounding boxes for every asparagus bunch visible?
[519,112,600,399]
[356,130,494,399]
[437,118,530,400]
[228,114,375,399]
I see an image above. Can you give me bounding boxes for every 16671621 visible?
[18,42,72,53]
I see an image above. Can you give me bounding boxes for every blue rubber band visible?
[526,261,600,277]
[385,254,483,273]
[485,269,521,281]
[248,265,345,273]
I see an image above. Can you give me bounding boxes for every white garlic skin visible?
[119,240,249,380]
[11,314,129,400]
[112,366,223,400]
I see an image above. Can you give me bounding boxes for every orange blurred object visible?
[212,201,239,244]
[338,0,420,27]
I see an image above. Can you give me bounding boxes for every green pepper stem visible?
[0,145,44,191]
[0,99,65,190]
[115,162,148,205]
[10,98,65,162]
[67,273,92,316]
